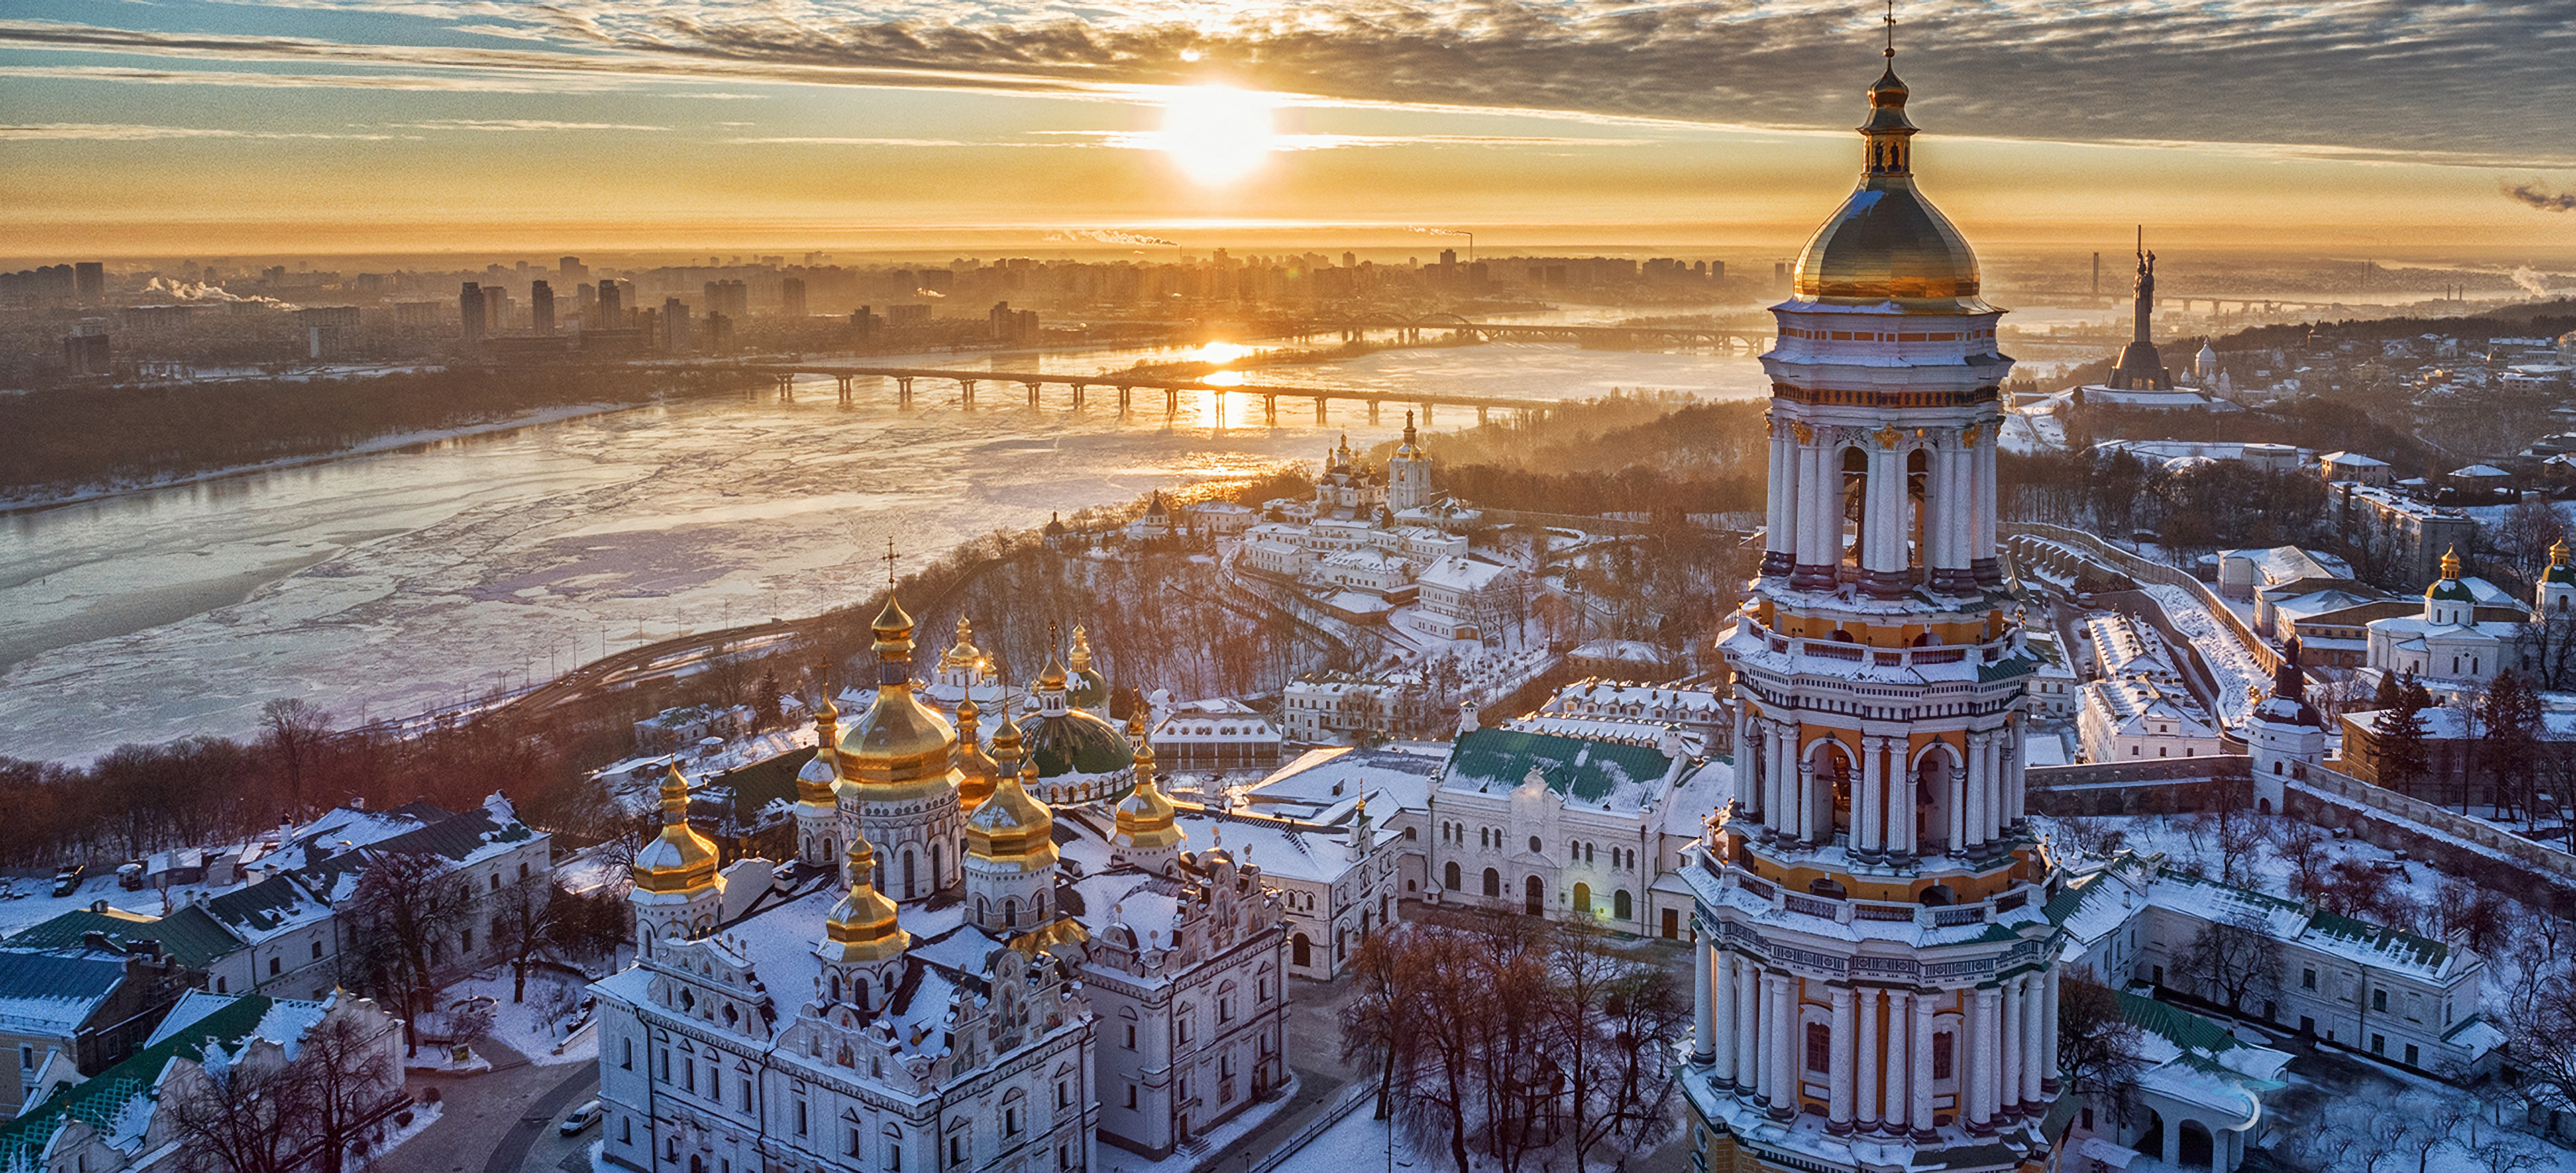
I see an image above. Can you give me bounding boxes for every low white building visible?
[1279,675,1405,745]
[1412,556,1517,641]
[2077,678,2221,763]
[2052,852,2502,1078]
[2361,548,2541,689]
[1183,501,1256,536]
[1424,725,1714,937]
[2025,632,2081,719]
[2081,613,2183,686]
[1146,698,1284,774]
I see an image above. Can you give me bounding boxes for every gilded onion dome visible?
[1393,411,1424,459]
[633,764,721,895]
[1067,627,1109,711]
[2546,540,2575,585]
[964,760,1057,872]
[820,833,907,964]
[1790,50,1982,305]
[2428,546,2476,603]
[955,696,1000,813]
[1114,729,1183,852]
[796,699,840,804]
[836,595,961,800]
[939,616,986,673]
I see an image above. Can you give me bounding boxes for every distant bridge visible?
[1277,312,1766,350]
[731,362,1576,425]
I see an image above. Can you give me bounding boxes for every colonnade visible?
[1690,941,2059,1135]
[1729,717,2027,856]
[1762,417,1998,594]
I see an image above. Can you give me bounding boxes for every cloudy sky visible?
[5,0,2576,258]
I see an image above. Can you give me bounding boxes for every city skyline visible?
[6,0,2576,256]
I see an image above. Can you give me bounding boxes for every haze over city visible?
[9,6,2576,1173]
[7,0,2576,255]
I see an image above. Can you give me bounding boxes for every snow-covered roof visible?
[1244,747,1439,818]
[2319,451,2390,467]
[1437,727,1682,814]
[2082,678,2218,738]
[2218,546,2353,587]
[0,952,125,1037]
[1415,556,1512,593]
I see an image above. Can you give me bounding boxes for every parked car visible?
[52,866,83,897]
[559,1101,603,1136]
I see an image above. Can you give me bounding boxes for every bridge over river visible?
[731,362,1582,424]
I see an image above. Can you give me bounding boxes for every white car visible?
[559,1101,603,1136]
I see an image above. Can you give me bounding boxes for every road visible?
[372,1037,598,1173]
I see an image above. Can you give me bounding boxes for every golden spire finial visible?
[822,827,906,962]
[1069,626,1094,672]
[1038,654,1069,691]
[660,764,691,824]
[2441,546,2461,580]
[2553,538,2569,566]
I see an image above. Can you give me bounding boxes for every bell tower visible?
[1684,26,2065,1173]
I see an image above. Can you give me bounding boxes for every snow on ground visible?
[1275,1101,1430,1173]
[443,969,598,1066]
[1094,1076,1301,1173]
[354,1101,443,1172]
[2140,583,2268,728]
[0,872,187,938]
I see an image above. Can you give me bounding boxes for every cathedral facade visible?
[1680,40,2068,1173]
[599,598,1287,1173]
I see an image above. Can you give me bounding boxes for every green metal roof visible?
[2116,988,2242,1056]
[0,994,275,1166]
[1440,727,1674,807]
[2306,909,2450,971]
[717,747,814,813]
[203,876,325,939]
[1026,709,1135,778]
[3,905,242,972]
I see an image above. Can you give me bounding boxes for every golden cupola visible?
[1114,728,1183,852]
[796,699,841,805]
[964,759,1057,871]
[1790,42,1981,306]
[940,616,986,673]
[955,696,1000,813]
[820,833,908,964]
[633,764,721,895]
[836,595,961,800]
[1067,627,1109,711]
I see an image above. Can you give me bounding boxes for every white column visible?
[1909,993,1935,1135]
[1796,758,1817,844]
[2006,723,2028,828]
[1735,961,1762,1094]
[1731,707,1752,803]
[1884,990,1910,1135]
[2043,964,2062,1091]
[1856,987,1882,1132]
[1693,940,1716,1064]
[1797,440,1831,570]
[1713,953,1739,1086]
[1974,429,1999,572]
[1766,974,1796,1116]
[1942,438,1971,574]
[1766,425,1794,565]
[1988,729,2008,842]
[1945,742,1968,855]
[2023,974,2047,1107]
[1892,744,1915,856]
[1866,440,1902,574]
[1970,986,2000,1131]
[1829,986,1856,1131]
[2000,977,2025,1118]
[1858,737,1883,854]
[1768,721,1790,831]
[1964,733,1990,850]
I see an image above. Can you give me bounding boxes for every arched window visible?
[1805,1022,1832,1073]
[1444,861,1460,890]
[902,850,918,897]
[1002,897,1019,926]
[1573,882,1592,915]
[1524,875,1544,915]
[1291,934,1312,968]
[1528,835,1542,854]
[1613,889,1632,920]
[1483,868,1501,898]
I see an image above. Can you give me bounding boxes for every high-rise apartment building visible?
[530,280,555,335]
[780,276,807,319]
[459,282,486,345]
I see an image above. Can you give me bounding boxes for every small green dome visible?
[1026,707,1136,778]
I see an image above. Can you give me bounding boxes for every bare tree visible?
[259,698,332,818]
[341,852,475,1053]
[2183,909,2284,1016]
[489,880,564,1002]
[2055,968,2147,1133]
[167,1007,398,1173]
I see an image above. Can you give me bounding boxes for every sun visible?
[1159,85,1277,186]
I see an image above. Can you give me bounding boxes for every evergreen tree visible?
[2481,670,2544,821]
[2371,669,2404,712]
[2373,670,2433,795]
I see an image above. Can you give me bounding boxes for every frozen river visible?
[0,339,1770,762]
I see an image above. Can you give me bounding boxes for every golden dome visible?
[1393,411,1424,458]
[964,760,1057,871]
[940,616,985,673]
[837,593,961,801]
[820,834,908,964]
[1114,773,1183,854]
[955,697,999,813]
[796,699,840,805]
[1790,58,1981,305]
[1037,654,1069,691]
[633,765,722,895]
